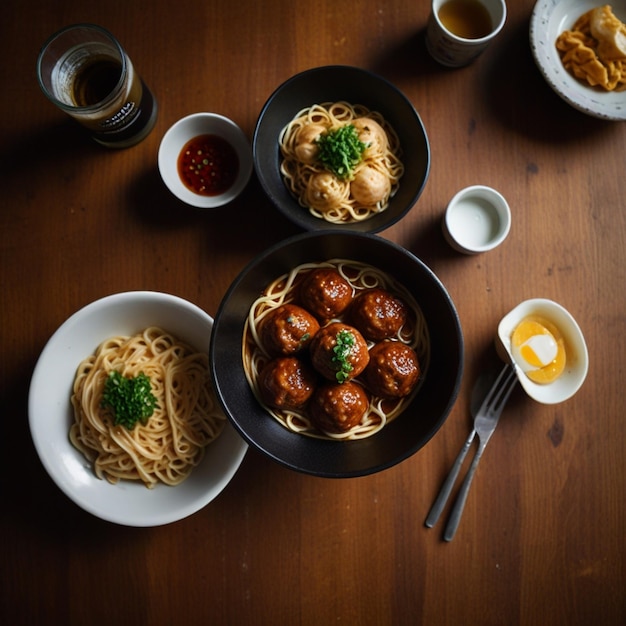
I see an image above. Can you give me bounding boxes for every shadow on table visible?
[128,166,301,263]
[1,353,141,541]
[1,119,103,195]
[369,20,617,143]
[481,17,617,142]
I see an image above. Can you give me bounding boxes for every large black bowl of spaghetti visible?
[253,65,430,234]
[210,231,463,478]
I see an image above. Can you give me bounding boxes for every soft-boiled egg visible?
[511,316,566,384]
[497,299,588,404]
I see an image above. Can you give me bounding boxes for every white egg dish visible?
[497,298,588,404]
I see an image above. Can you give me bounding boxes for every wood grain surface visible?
[1,1,625,624]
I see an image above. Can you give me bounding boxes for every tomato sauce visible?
[177,134,239,196]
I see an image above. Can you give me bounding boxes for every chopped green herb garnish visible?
[332,329,356,383]
[101,370,158,430]
[316,124,368,179]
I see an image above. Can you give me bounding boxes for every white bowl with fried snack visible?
[530,0,626,120]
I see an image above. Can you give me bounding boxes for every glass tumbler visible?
[37,23,158,148]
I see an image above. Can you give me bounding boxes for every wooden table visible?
[1,1,625,624]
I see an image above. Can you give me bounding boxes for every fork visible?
[425,363,518,541]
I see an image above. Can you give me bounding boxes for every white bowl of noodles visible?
[28,291,248,527]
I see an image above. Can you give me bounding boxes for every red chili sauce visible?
[177,134,239,196]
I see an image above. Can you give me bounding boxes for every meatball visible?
[352,117,389,156]
[308,381,369,434]
[259,303,320,356]
[299,268,353,322]
[303,171,348,212]
[348,288,408,341]
[309,322,369,382]
[364,341,421,399]
[350,165,391,205]
[294,123,325,164]
[258,357,317,411]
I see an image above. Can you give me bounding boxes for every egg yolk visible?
[511,316,566,384]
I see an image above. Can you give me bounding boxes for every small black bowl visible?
[253,65,430,233]
[210,231,463,478]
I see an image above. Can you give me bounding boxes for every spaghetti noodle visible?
[243,260,430,440]
[70,327,226,488]
[279,102,404,224]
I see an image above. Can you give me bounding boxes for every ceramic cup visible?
[426,0,507,67]
[442,185,511,254]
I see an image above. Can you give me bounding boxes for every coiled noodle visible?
[279,102,404,224]
[70,327,226,488]
[243,260,430,440]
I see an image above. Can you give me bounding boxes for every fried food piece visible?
[294,124,325,164]
[555,5,626,92]
[591,5,626,61]
[304,172,349,213]
[352,117,388,156]
[350,165,391,206]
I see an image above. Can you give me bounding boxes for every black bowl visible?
[253,65,430,234]
[210,231,463,478]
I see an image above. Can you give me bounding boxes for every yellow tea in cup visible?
[438,0,493,39]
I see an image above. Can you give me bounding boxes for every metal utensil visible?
[425,363,518,541]
[423,368,499,529]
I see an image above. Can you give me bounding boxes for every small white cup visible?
[426,0,507,67]
[442,185,511,254]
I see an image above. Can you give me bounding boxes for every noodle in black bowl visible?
[28,291,248,526]
[253,65,430,233]
[210,231,463,478]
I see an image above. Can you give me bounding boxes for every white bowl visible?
[496,298,589,404]
[158,113,253,208]
[28,291,248,526]
[530,0,626,121]
[442,185,511,254]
